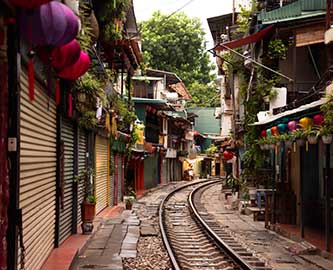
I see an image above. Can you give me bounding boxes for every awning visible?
[213,25,274,52]
[250,98,327,126]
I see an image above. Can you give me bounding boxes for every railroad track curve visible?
[159,180,271,270]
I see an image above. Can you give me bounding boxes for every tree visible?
[186,81,220,108]
[140,11,217,107]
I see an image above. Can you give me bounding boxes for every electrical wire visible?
[165,0,196,19]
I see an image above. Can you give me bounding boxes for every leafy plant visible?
[268,39,288,60]
[87,195,96,204]
[290,129,305,140]
[77,1,94,52]
[78,111,99,130]
[319,125,333,136]
[236,0,257,34]
[321,95,333,125]
[94,0,132,43]
[206,144,218,157]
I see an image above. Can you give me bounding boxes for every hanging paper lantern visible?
[277,123,287,134]
[299,117,312,130]
[313,114,324,126]
[21,1,79,47]
[288,121,297,132]
[271,126,279,136]
[9,0,51,8]
[261,130,267,137]
[51,39,81,71]
[266,128,272,137]
[223,150,233,160]
[58,51,91,81]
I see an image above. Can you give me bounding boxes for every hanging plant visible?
[93,0,132,44]
[78,111,99,129]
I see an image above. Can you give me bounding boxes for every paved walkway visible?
[201,184,333,270]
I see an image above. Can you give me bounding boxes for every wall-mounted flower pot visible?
[264,144,270,150]
[269,144,275,150]
[307,135,317,145]
[259,144,265,150]
[296,139,305,147]
[322,135,333,144]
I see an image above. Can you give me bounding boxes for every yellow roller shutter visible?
[95,135,109,214]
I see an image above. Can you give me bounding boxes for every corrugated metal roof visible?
[187,108,220,135]
[258,0,326,24]
[251,98,326,126]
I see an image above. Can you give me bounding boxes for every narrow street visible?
[70,181,333,270]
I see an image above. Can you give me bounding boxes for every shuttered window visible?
[110,153,115,206]
[59,119,74,243]
[19,72,56,270]
[95,135,109,213]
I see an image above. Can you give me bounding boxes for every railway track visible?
[159,180,271,270]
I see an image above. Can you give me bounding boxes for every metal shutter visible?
[118,154,122,203]
[59,119,74,243]
[110,153,114,206]
[19,72,56,270]
[95,135,108,213]
[77,129,87,224]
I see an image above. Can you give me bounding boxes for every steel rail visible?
[188,181,255,270]
[158,179,213,270]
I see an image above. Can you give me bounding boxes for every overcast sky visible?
[133,0,249,49]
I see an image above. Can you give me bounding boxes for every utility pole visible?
[232,0,236,24]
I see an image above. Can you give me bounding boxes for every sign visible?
[166,148,177,158]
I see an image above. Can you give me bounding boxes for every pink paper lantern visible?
[58,51,91,81]
[51,40,81,71]
[313,114,324,126]
[288,121,297,131]
[21,1,79,47]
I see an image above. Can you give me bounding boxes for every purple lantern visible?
[21,1,79,47]
[288,121,297,132]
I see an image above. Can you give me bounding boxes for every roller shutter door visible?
[95,135,108,213]
[118,154,123,203]
[77,129,87,224]
[110,153,115,206]
[59,119,74,243]
[19,72,56,270]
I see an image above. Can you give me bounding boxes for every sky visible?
[133,0,249,49]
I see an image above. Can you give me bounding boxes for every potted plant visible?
[291,129,305,147]
[124,187,136,210]
[320,125,333,144]
[125,197,135,210]
[81,168,96,234]
[303,126,319,144]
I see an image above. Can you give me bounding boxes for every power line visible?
[165,0,196,19]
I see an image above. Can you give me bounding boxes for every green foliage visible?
[109,93,137,132]
[77,1,94,52]
[236,1,257,34]
[94,0,131,42]
[186,81,220,108]
[140,11,216,98]
[321,95,333,125]
[319,125,333,136]
[206,144,218,157]
[268,39,288,60]
[78,111,99,129]
[87,195,96,204]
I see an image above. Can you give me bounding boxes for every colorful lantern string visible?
[288,121,297,132]
[266,128,272,137]
[299,117,312,130]
[313,114,324,126]
[271,126,279,136]
[277,123,287,134]
[260,130,267,137]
